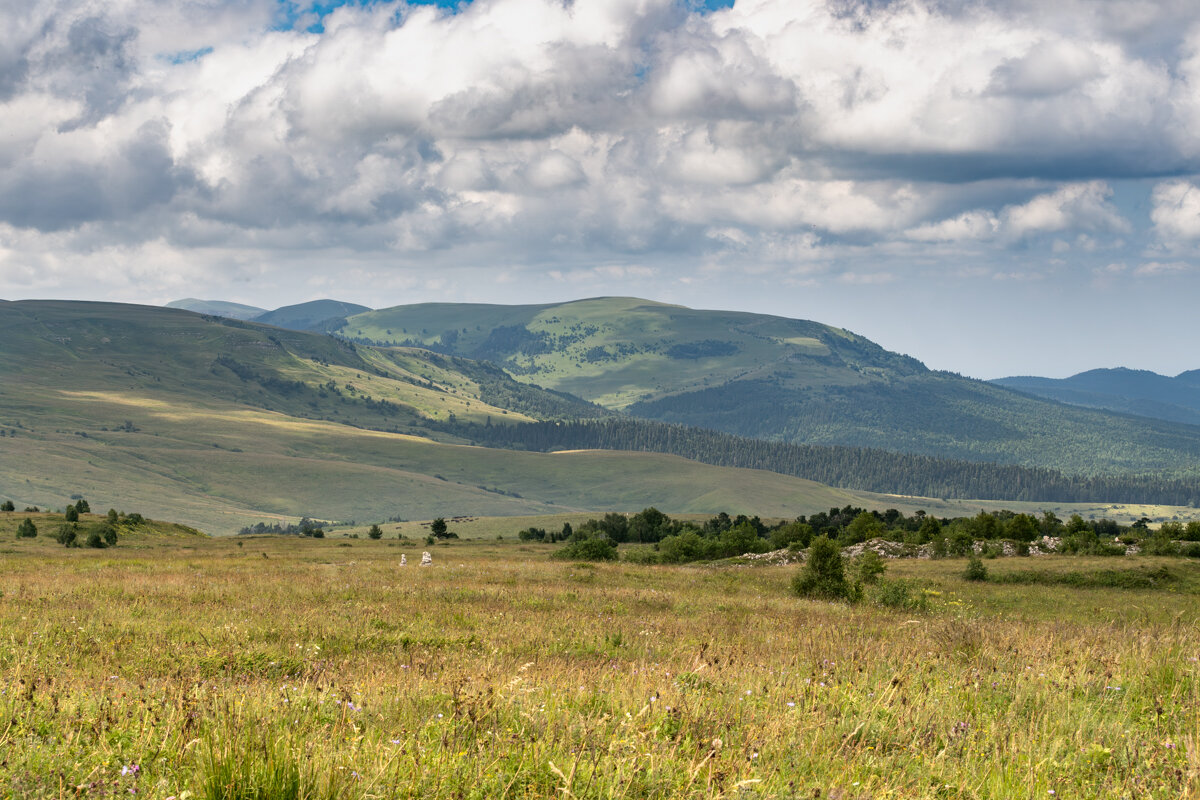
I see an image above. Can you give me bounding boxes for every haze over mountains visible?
[994,369,1200,428]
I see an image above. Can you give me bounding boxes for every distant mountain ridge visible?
[995,368,1200,427]
[166,298,266,320]
[167,297,372,332]
[330,297,1200,477]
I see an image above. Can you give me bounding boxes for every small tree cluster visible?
[0,500,14,512]
[792,536,860,602]
[16,518,37,538]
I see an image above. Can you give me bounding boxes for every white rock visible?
[420,551,432,566]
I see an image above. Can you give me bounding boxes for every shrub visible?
[963,556,988,582]
[64,506,79,523]
[0,500,14,512]
[792,536,858,602]
[55,524,77,546]
[97,522,118,546]
[854,551,887,585]
[873,579,928,612]
[552,537,618,562]
[85,530,107,548]
[16,518,37,538]
[367,524,383,540]
[1142,527,1179,556]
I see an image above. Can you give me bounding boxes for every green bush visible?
[963,556,988,582]
[367,524,383,540]
[0,500,14,512]
[85,530,107,548]
[55,524,77,547]
[552,537,618,562]
[16,518,37,538]
[854,551,887,585]
[792,537,858,602]
[873,579,928,611]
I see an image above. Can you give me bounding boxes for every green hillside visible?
[0,300,888,533]
[335,297,1200,476]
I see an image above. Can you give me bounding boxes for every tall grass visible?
[0,535,1197,798]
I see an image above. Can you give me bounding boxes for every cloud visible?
[1003,181,1130,238]
[1150,180,1200,242]
[0,0,1196,306]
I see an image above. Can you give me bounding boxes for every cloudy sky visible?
[2,0,1200,378]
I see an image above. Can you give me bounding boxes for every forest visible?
[445,417,1200,505]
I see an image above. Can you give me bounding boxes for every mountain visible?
[253,299,371,331]
[994,368,1200,427]
[0,300,882,533]
[166,298,266,320]
[333,297,1200,477]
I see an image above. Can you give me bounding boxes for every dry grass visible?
[1,531,1198,798]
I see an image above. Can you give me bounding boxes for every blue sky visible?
[2,0,1200,378]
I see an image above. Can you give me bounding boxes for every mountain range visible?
[3,297,1198,533]
[994,369,1200,427]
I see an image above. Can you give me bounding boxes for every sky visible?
[2,0,1200,379]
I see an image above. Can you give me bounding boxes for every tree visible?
[74,499,90,514]
[1006,514,1039,543]
[55,524,77,546]
[16,518,37,538]
[367,524,383,540]
[792,536,857,601]
[842,512,884,544]
[0,500,14,512]
[430,518,448,537]
[64,506,79,523]
[963,556,988,582]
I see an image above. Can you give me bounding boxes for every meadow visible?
[1,517,1198,799]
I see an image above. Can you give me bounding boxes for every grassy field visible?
[2,515,1198,799]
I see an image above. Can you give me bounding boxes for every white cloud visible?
[1150,180,1200,241]
[1003,182,1129,238]
[0,0,1194,304]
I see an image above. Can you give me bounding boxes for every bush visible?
[873,579,928,611]
[792,536,858,602]
[0,500,14,512]
[552,537,618,562]
[963,556,988,582]
[64,506,79,523]
[854,551,887,585]
[16,518,37,538]
[55,524,77,546]
[1142,527,1180,556]
[96,522,118,546]
[85,530,107,548]
[367,524,383,540]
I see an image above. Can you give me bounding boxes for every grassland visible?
[335,297,1200,476]
[2,513,1198,799]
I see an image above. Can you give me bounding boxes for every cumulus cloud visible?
[0,0,1197,303]
[1150,180,1200,242]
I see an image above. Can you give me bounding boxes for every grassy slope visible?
[337,297,1200,475]
[0,301,882,533]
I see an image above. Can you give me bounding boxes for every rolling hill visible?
[995,368,1200,427]
[0,300,898,533]
[253,299,371,331]
[165,298,266,320]
[332,297,1200,477]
